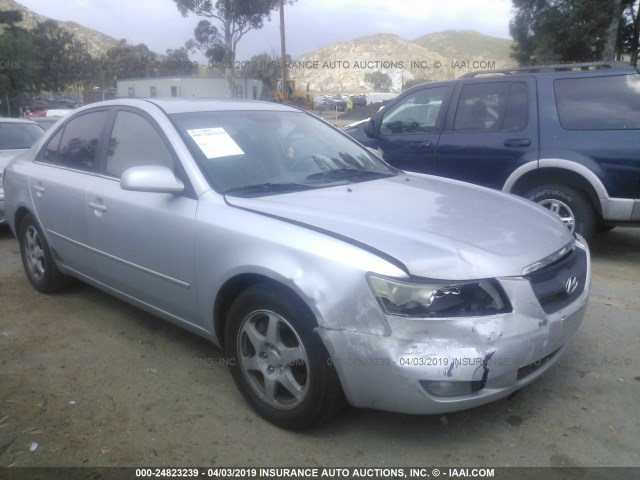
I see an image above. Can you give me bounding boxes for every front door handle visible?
[504,139,531,148]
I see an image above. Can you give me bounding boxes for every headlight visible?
[367,274,511,318]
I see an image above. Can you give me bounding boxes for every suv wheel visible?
[525,184,595,241]
[225,284,344,430]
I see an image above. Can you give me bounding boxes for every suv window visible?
[453,82,528,132]
[380,87,448,135]
[554,74,640,130]
[43,111,109,171]
[106,111,174,178]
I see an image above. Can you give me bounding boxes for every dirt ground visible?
[0,224,638,469]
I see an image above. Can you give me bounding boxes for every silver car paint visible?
[225,174,573,280]
[4,98,590,415]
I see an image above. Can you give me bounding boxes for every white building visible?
[116,76,263,100]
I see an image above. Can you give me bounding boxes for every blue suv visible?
[344,62,640,241]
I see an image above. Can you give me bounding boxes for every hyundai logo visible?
[565,275,579,294]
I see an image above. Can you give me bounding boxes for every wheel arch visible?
[13,206,34,236]
[504,160,607,219]
[213,273,315,351]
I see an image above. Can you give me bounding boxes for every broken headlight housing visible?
[367,274,511,318]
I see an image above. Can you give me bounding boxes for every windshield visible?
[0,122,45,150]
[171,110,397,197]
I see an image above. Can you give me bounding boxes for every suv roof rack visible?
[460,61,632,78]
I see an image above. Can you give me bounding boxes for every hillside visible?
[0,0,119,57]
[290,30,515,94]
[412,30,512,62]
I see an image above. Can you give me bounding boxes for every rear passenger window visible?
[454,82,528,132]
[554,74,640,130]
[43,111,108,171]
[106,111,174,178]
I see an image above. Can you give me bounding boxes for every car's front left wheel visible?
[18,214,68,293]
[225,283,344,430]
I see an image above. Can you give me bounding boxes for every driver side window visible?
[380,87,448,135]
[106,111,175,178]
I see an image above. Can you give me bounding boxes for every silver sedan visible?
[3,98,590,429]
[0,118,45,224]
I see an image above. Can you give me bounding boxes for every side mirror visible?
[364,118,378,138]
[120,165,184,193]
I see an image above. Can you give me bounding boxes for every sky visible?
[16,0,513,61]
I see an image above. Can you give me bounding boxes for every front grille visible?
[525,247,587,314]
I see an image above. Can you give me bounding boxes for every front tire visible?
[525,184,595,242]
[225,284,344,430]
[18,214,68,293]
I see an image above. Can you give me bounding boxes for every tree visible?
[364,71,392,92]
[155,47,198,76]
[620,1,640,64]
[510,0,617,64]
[172,0,282,97]
[31,20,93,93]
[511,0,640,65]
[101,40,156,83]
[0,11,39,115]
[238,51,289,92]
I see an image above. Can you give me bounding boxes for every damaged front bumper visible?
[317,249,591,415]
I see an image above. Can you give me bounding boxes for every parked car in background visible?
[32,117,62,131]
[4,98,590,429]
[350,94,368,107]
[344,62,640,241]
[0,118,45,224]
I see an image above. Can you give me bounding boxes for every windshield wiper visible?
[305,168,395,183]
[222,182,316,197]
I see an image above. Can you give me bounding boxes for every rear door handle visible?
[409,141,432,150]
[88,201,107,212]
[504,139,531,148]
[32,183,45,197]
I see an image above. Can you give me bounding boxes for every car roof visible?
[74,97,301,115]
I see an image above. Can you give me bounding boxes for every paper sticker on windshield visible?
[187,128,244,159]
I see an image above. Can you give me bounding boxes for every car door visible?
[85,108,200,323]
[372,85,452,173]
[30,109,111,277]
[435,79,539,189]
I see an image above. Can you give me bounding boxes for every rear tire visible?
[525,184,595,242]
[225,283,344,430]
[18,214,68,293]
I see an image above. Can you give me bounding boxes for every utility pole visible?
[279,0,287,101]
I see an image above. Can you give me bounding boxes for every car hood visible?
[225,174,573,279]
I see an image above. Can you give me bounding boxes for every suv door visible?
[85,109,200,323]
[30,109,110,276]
[369,85,452,173]
[435,79,539,189]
